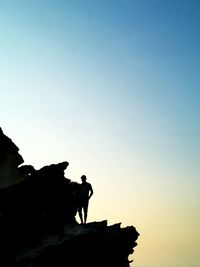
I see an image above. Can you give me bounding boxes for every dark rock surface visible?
[0,127,139,267]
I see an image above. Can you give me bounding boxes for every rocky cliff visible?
[0,128,139,267]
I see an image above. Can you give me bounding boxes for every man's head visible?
[81,175,87,182]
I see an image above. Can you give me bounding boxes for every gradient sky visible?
[0,1,200,267]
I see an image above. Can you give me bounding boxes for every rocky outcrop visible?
[0,128,139,267]
[15,221,138,267]
[0,128,24,188]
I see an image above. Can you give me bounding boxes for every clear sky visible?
[0,1,200,267]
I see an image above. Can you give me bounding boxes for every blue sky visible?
[0,1,200,267]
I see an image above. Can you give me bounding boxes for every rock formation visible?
[0,127,139,267]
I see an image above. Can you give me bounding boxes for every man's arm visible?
[89,184,93,199]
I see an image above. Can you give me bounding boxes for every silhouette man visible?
[77,175,93,224]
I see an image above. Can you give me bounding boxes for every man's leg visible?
[83,204,88,224]
[78,206,83,224]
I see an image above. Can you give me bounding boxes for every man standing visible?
[78,175,93,224]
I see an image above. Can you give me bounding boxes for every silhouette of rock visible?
[0,128,139,267]
[0,127,24,188]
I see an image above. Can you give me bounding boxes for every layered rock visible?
[15,221,138,267]
[0,128,139,267]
